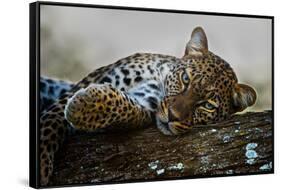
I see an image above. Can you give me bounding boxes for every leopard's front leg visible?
[65,83,152,131]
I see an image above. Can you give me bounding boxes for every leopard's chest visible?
[128,80,164,112]
[95,54,184,112]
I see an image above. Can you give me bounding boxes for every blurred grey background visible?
[40,5,272,111]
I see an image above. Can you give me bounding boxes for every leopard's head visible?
[156,27,257,135]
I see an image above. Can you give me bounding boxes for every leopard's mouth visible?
[155,115,173,135]
[155,98,173,135]
[156,114,193,135]
[156,98,193,135]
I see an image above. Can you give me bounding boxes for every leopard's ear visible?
[184,26,208,56]
[232,83,257,112]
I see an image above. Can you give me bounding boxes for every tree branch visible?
[50,111,273,186]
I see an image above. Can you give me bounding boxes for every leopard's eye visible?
[182,72,189,84]
[199,100,218,113]
[204,102,216,110]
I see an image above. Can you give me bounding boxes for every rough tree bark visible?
[50,111,273,186]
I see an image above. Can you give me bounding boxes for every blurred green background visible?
[40,5,272,112]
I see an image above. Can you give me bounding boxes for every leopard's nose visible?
[168,108,180,122]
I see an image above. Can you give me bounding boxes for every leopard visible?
[40,76,74,112]
[39,27,257,185]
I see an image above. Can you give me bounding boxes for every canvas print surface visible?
[31,2,273,188]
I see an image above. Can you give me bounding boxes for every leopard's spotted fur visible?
[39,27,256,185]
[40,77,74,111]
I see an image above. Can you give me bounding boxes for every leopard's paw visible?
[65,84,123,131]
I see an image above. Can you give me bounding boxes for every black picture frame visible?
[30,1,274,188]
